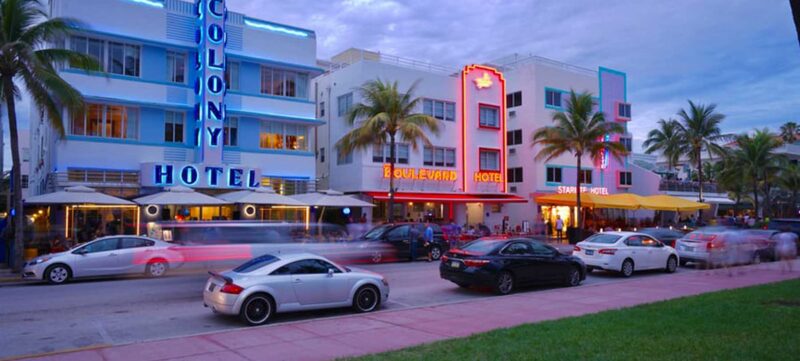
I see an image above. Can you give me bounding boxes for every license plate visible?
[681,246,693,252]
[207,284,216,292]
[450,261,460,268]
[585,250,594,256]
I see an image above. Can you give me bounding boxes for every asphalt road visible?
[0,261,698,359]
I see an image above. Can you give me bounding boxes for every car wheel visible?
[494,271,514,295]
[585,266,595,273]
[353,285,380,313]
[455,282,470,288]
[240,294,274,326]
[45,264,71,285]
[146,260,168,278]
[565,267,581,287]
[430,246,442,261]
[751,252,762,265]
[620,259,634,278]
[666,256,678,273]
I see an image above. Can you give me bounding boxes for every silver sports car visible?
[23,236,184,284]
[203,253,390,325]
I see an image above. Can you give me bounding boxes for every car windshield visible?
[363,225,392,240]
[233,254,279,273]
[460,240,503,255]
[584,234,622,244]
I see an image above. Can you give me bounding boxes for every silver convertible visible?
[203,253,390,325]
[23,236,184,284]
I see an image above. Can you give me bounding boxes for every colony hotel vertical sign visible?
[141,0,260,189]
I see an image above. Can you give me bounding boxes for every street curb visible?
[0,344,109,361]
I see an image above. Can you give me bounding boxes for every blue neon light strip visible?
[128,0,164,8]
[244,19,309,38]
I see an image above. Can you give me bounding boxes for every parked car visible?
[439,237,586,295]
[203,253,389,325]
[675,227,773,267]
[22,236,184,284]
[574,232,679,277]
[638,227,686,248]
[354,223,450,262]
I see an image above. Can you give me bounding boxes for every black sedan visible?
[439,238,586,295]
[638,227,686,248]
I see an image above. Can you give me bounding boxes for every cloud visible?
[228,0,799,152]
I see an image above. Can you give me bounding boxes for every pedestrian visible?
[775,229,798,273]
[49,235,66,254]
[409,224,420,262]
[555,215,564,242]
[424,222,434,262]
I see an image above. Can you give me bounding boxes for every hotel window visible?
[619,171,633,186]
[166,51,186,84]
[70,103,138,140]
[107,42,140,77]
[479,149,500,171]
[507,167,523,183]
[285,124,308,151]
[620,137,633,152]
[423,146,456,167]
[337,149,353,165]
[373,144,409,164]
[579,169,592,184]
[479,105,500,128]
[225,61,240,90]
[164,111,185,143]
[422,99,455,121]
[224,117,238,146]
[507,129,523,146]
[259,121,284,149]
[338,93,353,117]
[506,91,522,108]
[546,167,562,183]
[545,89,562,108]
[319,147,325,163]
[319,101,325,117]
[618,102,632,118]
[69,36,104,68]
[260,66,308,98]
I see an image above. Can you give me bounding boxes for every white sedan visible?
[574,232,679,277]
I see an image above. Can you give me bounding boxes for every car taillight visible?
[441,255,449,263]
[463,259,490,268]
[598,248,617,255]
[707,242,724,250]
[574,245,581,252]
[220,283,244,294]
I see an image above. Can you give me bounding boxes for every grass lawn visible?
[347,279,800,361]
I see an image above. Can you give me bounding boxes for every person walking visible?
[424,222,434,262]
[555,215,564,242]
[776,229,798,273]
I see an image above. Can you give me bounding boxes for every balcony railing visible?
[659,180,720,193]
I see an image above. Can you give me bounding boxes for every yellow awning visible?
[639,194,711,211]
[535,193,710,211]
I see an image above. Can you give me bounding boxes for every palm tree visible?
[675,100,727,222]
[532,90,627,230]
[730,129,784,218]
[336,79,440,222]
[0,0,100,271]
[643,118,682,179]
[778,163,800,217]
[779,121,799,144]
[716,152,749,216]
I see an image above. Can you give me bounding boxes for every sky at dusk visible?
[3,0,798,168]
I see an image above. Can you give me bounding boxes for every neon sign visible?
[473,172,502,183]
[556,186,609,195]
[382,165,458,182]
[195,0,227,164]
[474,72,493,89]
[141,163,261,189]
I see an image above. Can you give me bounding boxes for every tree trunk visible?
[4,77,25,272]
[752,179,760,221]
[696,150,704,223]
[792,190,798,217]
[762,180,771,218]
[576,155,582,230]
[387,135,396,223]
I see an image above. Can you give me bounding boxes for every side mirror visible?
[327,268,335,277]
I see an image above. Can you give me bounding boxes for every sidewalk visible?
[17,261,800,361]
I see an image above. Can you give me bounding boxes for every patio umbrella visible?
[24,186,135,205]
[290,189,374,223]
[134,186,231,206]
[217,187,307,206]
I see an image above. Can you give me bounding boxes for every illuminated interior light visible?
[128,0,164,8]
[244,19,309,38]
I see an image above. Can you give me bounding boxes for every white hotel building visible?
[315,50,660,231]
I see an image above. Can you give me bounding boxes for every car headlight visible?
[28,257,52,265]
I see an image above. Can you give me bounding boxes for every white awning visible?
[290,189,375,207]
[217,187,307,206]
[678,196,735,205]
[134,186,231,206]
[24,186,135,205]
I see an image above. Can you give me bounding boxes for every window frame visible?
[223,117,239,147]
[546,166,562,183]
[69,35,140,77]
[478,103,501,129]
[166,51,186,84]
[225,60,240,90]
[507,129,523,146]
[506,91,522,108]
[338,92,353,117]
[70,103,139,140]
[478,148,501,172]
[422,98,456,122]
[618,171,633,187]
[545,88,563,108]
[164,110,185,143]
[579,169,593,184]
[507,167,523,183]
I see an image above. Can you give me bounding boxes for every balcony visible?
[659,180,720,193]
